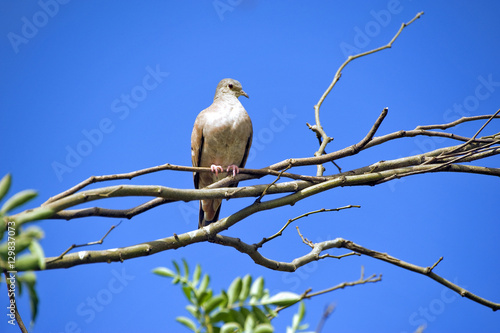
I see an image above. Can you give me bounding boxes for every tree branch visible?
[15,134,498,223]
[312,12,424,176]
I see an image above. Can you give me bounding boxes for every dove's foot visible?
[210,164,224,176]
[227,165,240,177]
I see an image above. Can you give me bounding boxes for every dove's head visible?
[214,78,249,100]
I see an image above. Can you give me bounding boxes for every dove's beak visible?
[241,90,249,98]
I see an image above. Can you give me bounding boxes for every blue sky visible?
[1,1,500,332]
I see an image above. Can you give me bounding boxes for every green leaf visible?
[239,307,251,320]
[183,285,195,303]
[1,189,37,214]
[185,304,200,319]
[193,264,202,287]
[0,173,11,202]
[14,207,53,225]
[250,277,264,299]
[22,226,44,239]
[0,236,29,260]
[243,313,256,333]
[290,301,306,330]
[176,316,197,332]
[173,260,181,275]
[297,324,310,331]
[0,226,45,260]
[229,309,246,327]
[29,240,45,270]
[17,274,24,296]
[211,309,231,323]
[19,271,36,285]
[15,254,40,271]
[298,301,305,320]
[198,273,210,295]
[227,277,243,306]
[220,290,229,309]
[196,291,210,306]
[197,290,212,306]
[254,323,274,333]
[152,267,176,278]
[240,274,252,302]
[251,306,270,325]
[27,274,38,325]
[221,322,241,333]
[263,305,277,319]
[22,272,39,326]
[204,295,225,314]
[182,258,190,279]
[261,292,301,307]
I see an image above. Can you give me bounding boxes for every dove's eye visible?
[228,84,234,89]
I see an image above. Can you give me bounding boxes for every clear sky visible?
[1,1,500,332]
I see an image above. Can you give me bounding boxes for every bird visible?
[191,78,253,228]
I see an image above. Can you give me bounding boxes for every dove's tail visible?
[198,202,222,228]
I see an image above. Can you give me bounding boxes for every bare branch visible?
[304,266,382,299]
[416,114,500,131]
[255,205,360,249]
[47,221,121,263]
[50,197,170,220]
[16,137,498,223]
[316,303,336,333]
[274,266,381,314]
[43,164,326,205]
[312,12,423,176]
[255,164,292,203]
[42,112,499,212]
[341,240,500,311]
[427,256,443,273]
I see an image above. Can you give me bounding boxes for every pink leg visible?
[227,165,240,177]
[210,164,224,176]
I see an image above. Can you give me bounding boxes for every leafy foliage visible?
[0,173,52,326]
[153,259,313,333]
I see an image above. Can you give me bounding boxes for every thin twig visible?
[296,226,314,248]
[416,114,500,130]
[254,164,292,203]
[471,109,500,140]
[205,234,500,311]
[315,303,336,333]
[320,252,361,260]
[254,205,360,249]
[312,12,423,176]
[426,256,443,273]
[304,266,382,299]
[438,108,500,158]
[307,122,341,172]
[275,266,382,314]
[47,221,121,263]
